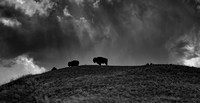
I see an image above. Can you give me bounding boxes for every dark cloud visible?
[169,40,190,57]
[0,0,199,70]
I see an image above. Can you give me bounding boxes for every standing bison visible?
[93,57,108,65]
[68,60,79,67]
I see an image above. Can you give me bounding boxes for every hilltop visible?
[1,64,200,103]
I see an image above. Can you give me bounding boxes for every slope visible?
[1,65,200,103]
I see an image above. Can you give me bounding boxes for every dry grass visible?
[1,65,200,103]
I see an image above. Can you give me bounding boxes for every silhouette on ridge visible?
[51,67,57,71]
[68,60,79,67]
[93,57,108,66]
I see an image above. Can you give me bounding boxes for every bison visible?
[93,57,108,65]
[68,60,79,67]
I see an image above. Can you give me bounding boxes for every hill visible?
[1,64,200,103]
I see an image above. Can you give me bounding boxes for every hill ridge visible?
[1,64,200,103]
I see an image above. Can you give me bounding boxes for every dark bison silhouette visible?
[68,60,79,67]
[93,57,108,65]
[51,67,57,71]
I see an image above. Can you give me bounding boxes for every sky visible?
[0,0,200,84]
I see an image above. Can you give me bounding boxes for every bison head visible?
[93,57,97,63]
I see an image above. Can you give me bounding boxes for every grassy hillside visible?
[1,64,200,103]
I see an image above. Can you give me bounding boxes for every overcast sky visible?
[0,0,200,84]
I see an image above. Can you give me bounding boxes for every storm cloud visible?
[0,0,200,84]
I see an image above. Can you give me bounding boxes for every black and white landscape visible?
[1,0,200,102]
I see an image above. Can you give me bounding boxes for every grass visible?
[1,64,200,103]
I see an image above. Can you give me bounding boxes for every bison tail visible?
[106,59,108,66]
